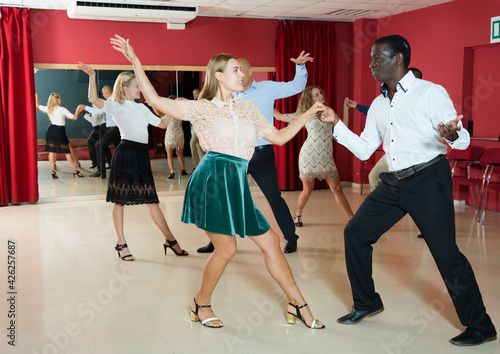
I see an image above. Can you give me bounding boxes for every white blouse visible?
[102,100,161,144]
[177,97,274,160]
[38,105,73,126]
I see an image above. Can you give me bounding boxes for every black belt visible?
[391,155,446,180]
[255,145,272,151]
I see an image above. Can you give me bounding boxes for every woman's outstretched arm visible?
[110,35,181,119]
[264,102,325,146]
[77,62,104,109]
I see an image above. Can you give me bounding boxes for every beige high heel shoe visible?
[287,303,325,329]
[190,298,223,328]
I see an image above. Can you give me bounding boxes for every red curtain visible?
[275,20,337,190]
[0,7,38,205]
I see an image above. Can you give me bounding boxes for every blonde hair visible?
[47,93,60,115]
[199,53,236,101]
[296,86,326,114]
[111,72,136,104]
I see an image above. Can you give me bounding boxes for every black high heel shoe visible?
[115,243,135,261]
[167,172,175,179]
[76,162,82,170]
[287,303,325,329]
[190,298,223,328]
[73,170,84,178]
[51,171,58,179]
[294,215,303,227]
[163,239,188,256]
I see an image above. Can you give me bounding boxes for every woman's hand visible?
[304,101,326,118]
[77,62,95,76]
[320,107,340,125]
[110,34,138,63]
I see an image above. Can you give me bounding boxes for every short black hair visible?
[374,35,411,69]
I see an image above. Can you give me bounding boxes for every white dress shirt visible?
[84,106,106,127]
[86,98,117,128]
[332,71,470,172]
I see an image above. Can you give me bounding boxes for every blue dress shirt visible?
[233,64,307,147]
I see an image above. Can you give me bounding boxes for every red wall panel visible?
[31,10,278,67]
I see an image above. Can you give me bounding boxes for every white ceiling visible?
[0,0,455,21]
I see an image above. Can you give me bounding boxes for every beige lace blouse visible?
[177,97,274,160]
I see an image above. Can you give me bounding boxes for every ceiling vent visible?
[329,9,375,17]
[67,1,198,28]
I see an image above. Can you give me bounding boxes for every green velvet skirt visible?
[181,151,270,237]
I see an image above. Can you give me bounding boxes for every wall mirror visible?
[34,65,273,200]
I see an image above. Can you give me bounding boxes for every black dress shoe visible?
[450,327,497,346]
[89,164,97,169]
[337,306,384,324]
[167,172,175,180]
[284,240,297,254]
[181,169,189,176]
[197,242,214,253]
[90,171,101,178]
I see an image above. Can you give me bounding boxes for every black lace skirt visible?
[45,125,70,153]
[106,140,159,205]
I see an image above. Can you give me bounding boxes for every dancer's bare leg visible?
[68,142,80,167]
[249,229,322,327]
[176,148,186,171]
[49,152,57,171]
[64,153,79,171]
[191,231,237,327]
[166,147,174,174]
[326,175,354,219]
[296,178,314,218]
[147,203,186,254]
[112,203,134,259]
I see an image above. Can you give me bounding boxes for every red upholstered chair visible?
[478,148,500,224]
[448,145,485,212]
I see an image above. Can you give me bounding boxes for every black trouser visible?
[87,124,110,166]
[247,145,298,242]
[96,126,121,177]
[344,157,494,332]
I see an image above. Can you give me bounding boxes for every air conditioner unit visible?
[67,1,198,28]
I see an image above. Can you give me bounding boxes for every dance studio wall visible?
[30,10,277,67]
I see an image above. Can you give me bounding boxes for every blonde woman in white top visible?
[76,66,188,261]
[111,35,326,329]
[35,93,84,178]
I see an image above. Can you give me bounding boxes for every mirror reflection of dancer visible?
[163,95,188,179]
[111,34,325,329]
[35,93,84,178]
[274,86,354,226]
[77,63,188,261]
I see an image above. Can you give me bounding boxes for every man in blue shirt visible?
[197,51,312,254]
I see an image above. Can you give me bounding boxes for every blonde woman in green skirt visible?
[111,35,326,330]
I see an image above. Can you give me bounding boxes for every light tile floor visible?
[1,159,499,353]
